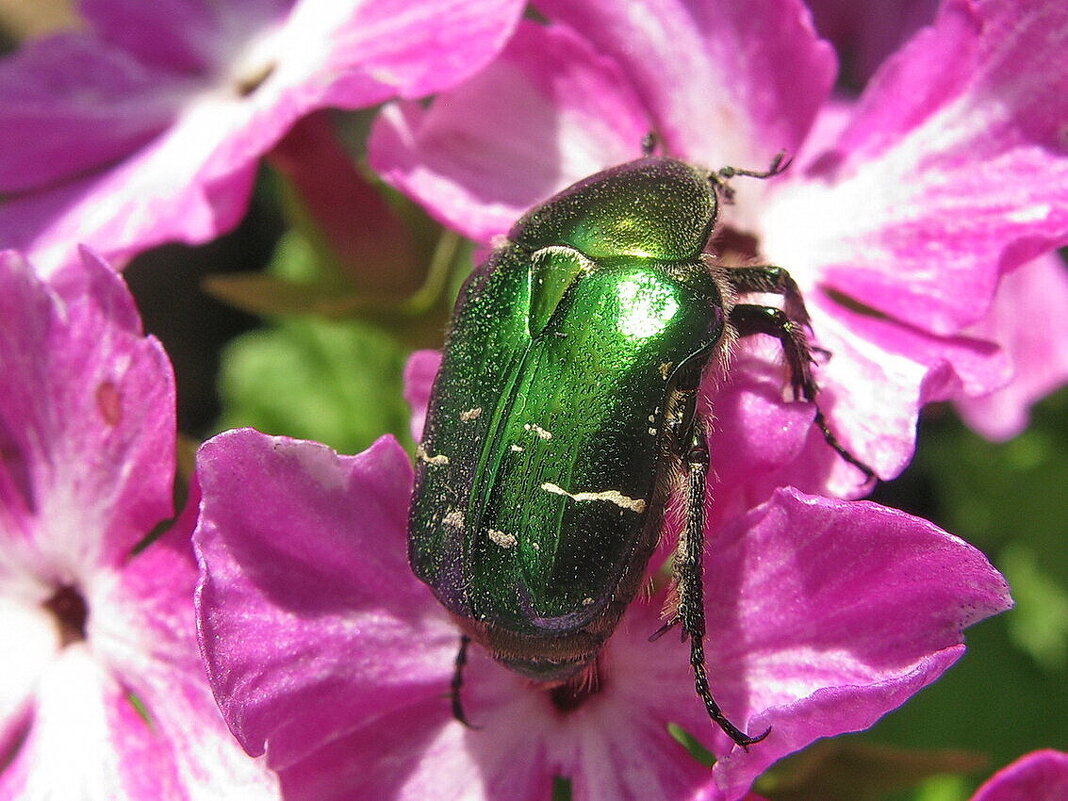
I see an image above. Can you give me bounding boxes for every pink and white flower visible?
[0,0,525,274]
[956,252,1068,440]
[370,0,1068,492]
[194,427,1010,801]
[0,249,278,799]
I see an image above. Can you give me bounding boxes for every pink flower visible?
[0,249,278,799]
[806,0,1068,442]
[369,0,1068,493]
[970,750,1068,801]
[193,427,1010,801]
[807,0,939,86]
[0,0,525,274]
[956,252,1068,440]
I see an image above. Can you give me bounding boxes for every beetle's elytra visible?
[407,151,873,748]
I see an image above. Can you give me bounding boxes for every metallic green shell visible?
[408,157,724,650]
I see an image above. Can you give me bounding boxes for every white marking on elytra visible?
[582,597,594,606]
[443,510,464,529]
[487,529,517,548]
[648,428,657,436]
[531,542,541,551]
[459,407,483,421]
[416,444,449,465]
[510,444,525,453]
[540,482,646,513]
[524,423,553,440]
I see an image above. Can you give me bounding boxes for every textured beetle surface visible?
[409,158,731,674]
[408,155,855,745]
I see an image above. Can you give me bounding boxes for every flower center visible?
[43,584,89,647]
[548,661,603,714]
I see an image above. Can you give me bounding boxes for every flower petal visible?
[83,0,290,74]
[802,293,1008,488]
[696,294,1007,502]
[0,0,525,273]
[370,19,650,244]
[0,646,180,801]
[404,349,442,443]
[957,253,1068,440]
[371,0,837,243]
[971,750,1068,801]
[0,599,55,761]
[703,487,1011,798]
[194,430,457,769]
[807,0,939,86]
[95,509,281,800]
[275,695,550,801]
[701,347,826,526]
[535,0,835,167]
[272,585,718,801]
[0,249,175,569]
[762,0,1068,335]
[0,33,183,193]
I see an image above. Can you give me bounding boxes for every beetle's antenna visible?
[710,150,791,204]
[716,151,791,182]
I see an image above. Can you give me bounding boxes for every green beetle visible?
[408,151,872,748]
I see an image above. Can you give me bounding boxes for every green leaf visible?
[912,774,971,801]
[217,315,412,455]
[667,722,716,768]
[206,227,467,349]
[755,740,986,801]
[1000,543,1068,671]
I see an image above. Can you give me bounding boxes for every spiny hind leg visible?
[655,426,771,749]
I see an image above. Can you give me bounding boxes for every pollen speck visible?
[416,444,449,465]
[524,423,553,440]
[487,529,517,548]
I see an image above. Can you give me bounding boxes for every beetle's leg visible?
[450,634,480,729]
[730,304,876,482]
[678,428,771,750]
[725,264,810,329]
